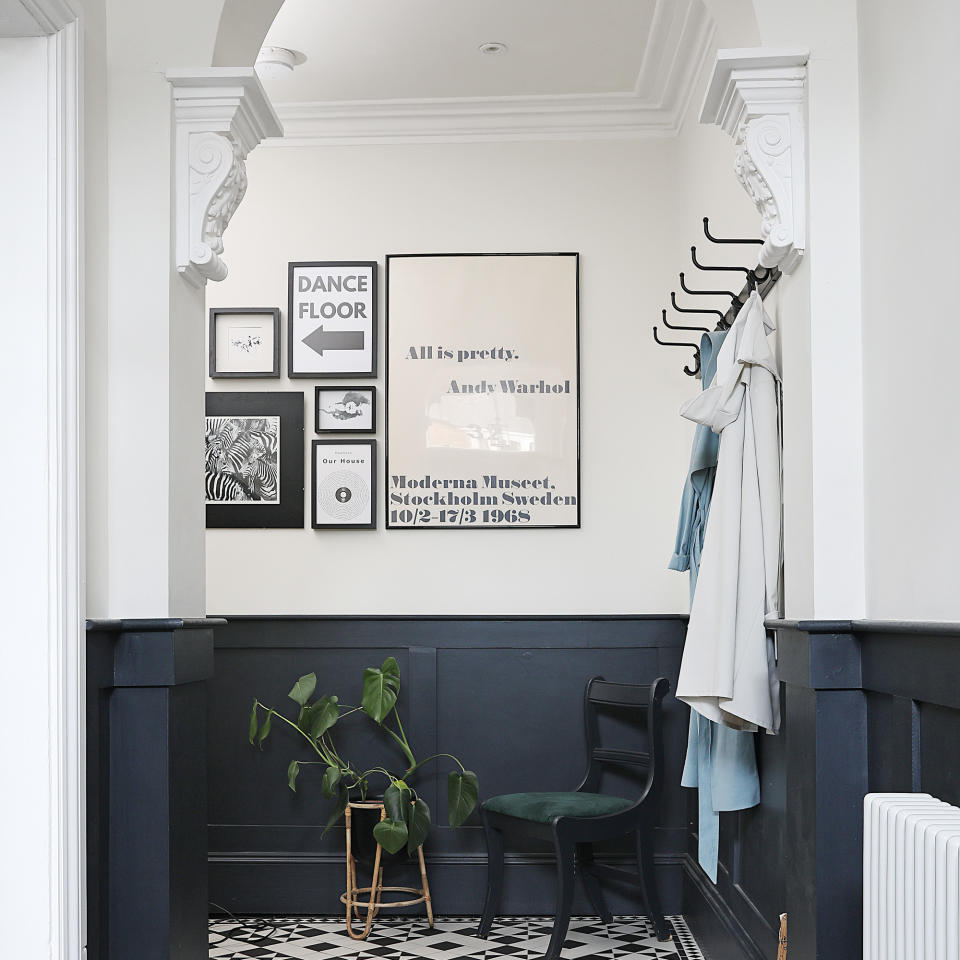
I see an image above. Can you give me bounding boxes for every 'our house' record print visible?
[386,253,580,529]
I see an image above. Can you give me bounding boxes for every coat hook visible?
[690,246,751,277]
[662,308,710,335]
[679,271,742,307]
[702,217,763,245]
[670,291,725,323]
[653,326,701,378]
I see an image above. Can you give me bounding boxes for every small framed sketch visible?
[205,392,304,528]
[312,439,376,529]
[209,307,280,378]
[288,261,377,378]
[315,385,376,434]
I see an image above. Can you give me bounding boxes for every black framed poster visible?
[311,439,376,529]
[205,392,304,528]
[386,253,580,529]
[315,385,376,434]
[208,307,280,378]
[288,261,377,378]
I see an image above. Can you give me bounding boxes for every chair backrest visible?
[576,676,670,805]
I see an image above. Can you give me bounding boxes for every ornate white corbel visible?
[700,49,809,274]
[166,69,283,287]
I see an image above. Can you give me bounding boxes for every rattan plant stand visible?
[341,800,434,941]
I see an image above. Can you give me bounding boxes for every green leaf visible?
[321,765,341,799]
[322,785,349,836]
[310,696,340,740]
[384,781,412,823]
[406,798,431,854]
[257,709,273,747]
[373,818,408,855]
[447,770,480,827]
[361,657,401,723]
[288,673,317,707]
[287,760,300,792]
[248,701,259,745]
[297,695,339,740]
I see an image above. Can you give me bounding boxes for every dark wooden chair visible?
[477,676,671,957]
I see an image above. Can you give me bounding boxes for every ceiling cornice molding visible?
[266,0,714,146]
[18,0,77,33]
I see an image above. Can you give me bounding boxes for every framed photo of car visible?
[315,385,376,434]
[311,439,376,529]
[208,307,281,378]
[205,391,304,528]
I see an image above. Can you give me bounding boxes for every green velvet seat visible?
[477,676,672,958]
[483,792,633,824]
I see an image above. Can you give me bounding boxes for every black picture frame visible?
[288,261,378,379]
[315,385,377,434]
[205,392,304,528]
[384,252,581,530]
[311,439,377,529]
[209,307,281,378]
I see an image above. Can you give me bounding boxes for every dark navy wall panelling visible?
[684,620,960,960]
[207,616,689,917]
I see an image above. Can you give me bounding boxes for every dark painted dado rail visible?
[683,618,960,960]
[207,615,689,916]
[86,618,220,960]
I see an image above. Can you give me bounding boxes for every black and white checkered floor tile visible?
[209,916,704,960]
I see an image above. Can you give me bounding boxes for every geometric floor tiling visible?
[209,916,705,960]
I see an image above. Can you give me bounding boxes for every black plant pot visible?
[348,794,410,866]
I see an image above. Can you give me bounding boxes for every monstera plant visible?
[247,657,479,855]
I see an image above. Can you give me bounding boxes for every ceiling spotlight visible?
[478,41,508,56]
[255,45,307,79]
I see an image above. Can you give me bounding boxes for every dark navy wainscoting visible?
[682,619,960,960]
[86,618,219,960]
[207,616,689,917]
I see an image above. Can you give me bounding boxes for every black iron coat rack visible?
[653,218,781,377]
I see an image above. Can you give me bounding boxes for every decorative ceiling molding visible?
[166,69,283,287]
[699,48,809,274]
[17,0,77,33]
[268,0,714,146]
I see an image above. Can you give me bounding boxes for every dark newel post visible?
[778,624,867,960]
[88,618,219,960]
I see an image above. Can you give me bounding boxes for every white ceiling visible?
[259,0,713,144]
[263,0,662,102]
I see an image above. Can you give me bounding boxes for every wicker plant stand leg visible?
[342,801,435,941]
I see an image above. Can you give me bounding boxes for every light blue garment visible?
[669,330,760,883]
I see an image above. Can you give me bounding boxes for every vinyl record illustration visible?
[318,469,369,521]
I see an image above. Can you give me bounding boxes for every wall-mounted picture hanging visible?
[288,261,377,378]
[386,253,580,529]
[209,307,280,378]
[312,439,376,529]
[315,385,376,434]
[205,392,304,528]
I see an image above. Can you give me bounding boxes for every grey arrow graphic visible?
[302,325,365,356]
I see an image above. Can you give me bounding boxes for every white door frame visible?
[4,2,86,957]
[47,14,86,960]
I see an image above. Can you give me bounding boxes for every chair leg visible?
[477,811,504,939]
[544,835,576,960]
[636,824,671,942]
[577,843,613,925]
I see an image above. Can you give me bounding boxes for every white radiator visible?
[864,793,960,960]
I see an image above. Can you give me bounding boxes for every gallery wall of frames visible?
[204,254,580,533]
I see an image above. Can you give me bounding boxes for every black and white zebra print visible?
[205,415,280,504]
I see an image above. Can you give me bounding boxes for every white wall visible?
[206,130,759,615]
[858,0,960,620]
